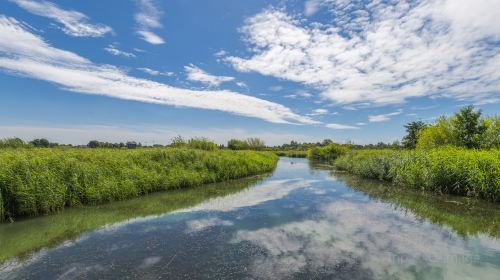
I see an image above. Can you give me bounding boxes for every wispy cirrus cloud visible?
[325,123,359,130]
[10,0,112,37]
[0,15,315,125]
[368,110,402,123]
[134,0,165,44]
[227,0,500,107]
[104,44,136,58]
[137,67,173,77]
[184,64,235,87]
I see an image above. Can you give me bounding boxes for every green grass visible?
[274,150,308,158]
[334,147,500,201]
[0,147,278,221]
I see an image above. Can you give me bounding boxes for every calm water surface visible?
[1,158,500,279]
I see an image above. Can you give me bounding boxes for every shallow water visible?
[1,158,500,279]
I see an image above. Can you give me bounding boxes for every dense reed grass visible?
[0,148,278,221]
[274,150,308,158]
[334,147,500,201]
[307,144,348,161]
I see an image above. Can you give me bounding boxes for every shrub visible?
[187,138,218,151]
[307,144,349,161]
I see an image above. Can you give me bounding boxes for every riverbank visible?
[0,175,267,264]
[334,147,500,202]
[0,148,278,221]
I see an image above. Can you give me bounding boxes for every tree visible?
[87,140,100,148]
[30,138,50,148]
[227,139,249,150]
[416,116,456,149]
[246,138,266,150]
[402,121,427,148]
[480,115,500,149]
[452,105,486,148]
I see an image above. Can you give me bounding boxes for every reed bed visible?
[0,148,278,221]
[334,147,500,201]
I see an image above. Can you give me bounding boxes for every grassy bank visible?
[334,147,500,201]
[0,175,267,263]
[0,148,278,221]
[274,150,308,158]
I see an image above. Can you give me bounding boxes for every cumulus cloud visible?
[134,0,165,44]
[227,1,500,107]
[325,123,359,129]
[0,15,315,125]
[368,110,402,122]
[10,0,112,37]
[104,44,136,58]
[184,64,235,87]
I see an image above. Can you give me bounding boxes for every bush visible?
[307,144,349,161]
[0,148,278,221]
[187,138,218,151]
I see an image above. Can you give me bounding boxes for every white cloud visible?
[325,123,359,129]
[0,16,315,125]
[184,64,235,87]
[227,1,500,107]
[10,0,112,37]
[236,81,247,88]
[269,85,283,92]
[135,0,165,44]
[137,30,164,45]
[307,108,328,116]
[137,67,173,77]
[104,44,136,58]
[304,0,321,16]
[368,110,402,122]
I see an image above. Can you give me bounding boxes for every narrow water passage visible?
[1,158,500,279]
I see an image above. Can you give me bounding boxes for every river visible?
[1,157,499,279]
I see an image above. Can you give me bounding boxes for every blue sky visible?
[0,0,499,145]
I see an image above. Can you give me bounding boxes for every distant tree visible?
[126,141,138,149]
[321,139,334,146]
[87,140,100,148]
[452,105,487,148]
[480,116,500,149]
[30,138,50,148]
[170,135,186,147]
[187,137,218,151]
[246,138,266,150]
[416,117,456,149]
[0,137,27,148]
[402,121,427,148]
[227,139,249,150]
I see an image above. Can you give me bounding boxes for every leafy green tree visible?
[452,105,486,148]
[87,140,100,148]
[170,136,186,147]
[480,116,500,149]
[402,121,427,148]
[227,139,249,150]
[417,116,456,149]
[246,138,266,150]
[30,138,50,148]
[0,137,27,148]
[187,137,218,151]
